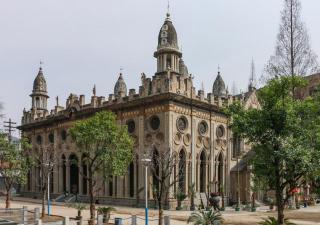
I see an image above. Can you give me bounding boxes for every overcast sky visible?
[0,0,320,136]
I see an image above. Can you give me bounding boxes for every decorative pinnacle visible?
[39,60,44,71]
[167,0,170,17]
[56,96,59,106]
[93,84,96,96]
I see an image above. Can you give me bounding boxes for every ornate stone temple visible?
[19,12,260,207]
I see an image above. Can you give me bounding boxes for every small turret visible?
[212,71,227,98]
[114,73,127,98]
[179,58,189,76]
[30,66,49,111]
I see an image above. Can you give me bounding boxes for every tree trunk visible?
[275,157,285,225]
[276,193,285,225]
[42,187,46,218]
[190,196,195,211]
[5,189,11,209]
[158,201,163,225]
[88,178,95,225]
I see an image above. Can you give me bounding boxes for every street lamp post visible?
[236,155,240,211]
[43,161,52,216]
[141,156,151,225]
[47,172,51,216]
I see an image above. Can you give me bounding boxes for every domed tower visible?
[179,58,189,77]
[154,12,182,74]
[114,73,127,98]
[30,66,49,111]
[212,71,227,98]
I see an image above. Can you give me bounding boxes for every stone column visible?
[53,164,59,194]
[79,165,83,195]
[66,161,70,192]
[210,120,215,185]
[163,54,167,70]
[191,116,196,187]
[58,163,63,193]
[138,114,145,201]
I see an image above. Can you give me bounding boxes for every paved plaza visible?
[1,197,320,225]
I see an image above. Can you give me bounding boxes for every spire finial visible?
[93,84,96,96]
[218,65,221,75]
[39,60,44,70]
[120,67,123,75]
[56,96,59,106]
[167,0,170,16]
[201,82,204,92]
[249,58,256,91]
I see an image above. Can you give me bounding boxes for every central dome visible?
[32,67,47,94]
[157,13,178,50]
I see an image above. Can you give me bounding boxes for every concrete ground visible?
[1,197,320,225]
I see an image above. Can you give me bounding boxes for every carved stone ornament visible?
[198,121,208,136]
[183,134,191,146]
[177,116,188,132]
[149,115,160,131]
[196,136,203,148]
[203,137,210,149]
[156,132,164,145]
[216,125,225,138]
[174,132,182,145]
[145,134,153,146]
[131,135,139,147]
[126,120,136,133]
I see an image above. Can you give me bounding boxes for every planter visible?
[220,207,225,211]
[176,206,182,210]
[251,207,256,212]
[235,207,240,212]
[190,205,195,211]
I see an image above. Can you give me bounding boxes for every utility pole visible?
[4,118,17,143]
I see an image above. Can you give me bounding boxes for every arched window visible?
[69,154,79,194]
[35,97,40,108]
[108,176,113,196]
[217,153,224,192]
[61,155,66,192]
[129,162,134,197]
[233,136,241,158]
[36,135,42,145]
[152,148,159,192]
[82,154,88,195]
[27,170,31,191]
[48,133,54,144]
[178,150,186,193]
[200,151,206,193]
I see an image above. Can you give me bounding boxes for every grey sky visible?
[0,0,320,135]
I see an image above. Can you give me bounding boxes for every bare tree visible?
[265,0,319,79]
[31,144,56,218]
[149,148,184,225]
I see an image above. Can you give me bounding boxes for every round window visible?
[127,120,136,133]
[61,130,67,141]
[48,133,54,144]
[198,121,208,136]
[177,117,188,132]
[150,116,160,131]
[36,135,42,145]
[216,125,225,138]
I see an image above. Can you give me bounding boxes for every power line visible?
[4,118,17,143]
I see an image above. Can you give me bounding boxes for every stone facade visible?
[19,12,260,207]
